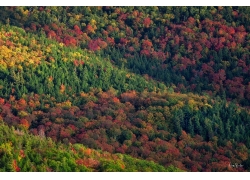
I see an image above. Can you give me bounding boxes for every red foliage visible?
[140,49,151,57]
[39,7,44,11]
[143,17,151,28]
[88,38,107,51]
[86,24,95,34]
[187,17,196,27]
[68,124,77,131]
[63,36,77,46]
[106,37,115,46]
[119,38,128,46]
[47,30,57,39]
[225,77,245,99]
[142,39,153,49]
[231,41,238,50]
[50,23,59,31]
[236,25,245,32]
[19,149,25,158]
[30,23,37,31]
[43,25,50,33]
[227,27,235,35]
[151,51,166,61]
[60,128,71,139]
[73,60,80,67]
[201,63,214,74]
[74,25,82,35]
[12,160,20,172]
[174,35,180,45]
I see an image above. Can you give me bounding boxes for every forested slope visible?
[0,121,181,172]
[1,6,250,105]
[0,6,249,172]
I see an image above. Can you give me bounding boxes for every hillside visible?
[0,6,249,172]
[0,121,181,172]
[1,6,250,106]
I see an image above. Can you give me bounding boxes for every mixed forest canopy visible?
[0,6,250,172]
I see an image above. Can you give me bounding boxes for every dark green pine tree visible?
[217,119,225,139]
[234,126,240,142]
[187,118,194,137]
[204,118,214,141]
[81,66,90,92]
[193,114,200,134]
[173,111,183,138]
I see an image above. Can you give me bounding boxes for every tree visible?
[173,111,182,138]
[143,17,151,28]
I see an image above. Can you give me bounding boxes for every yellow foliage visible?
[18,111,29,118]
[74,15,81,21]
[59,43,64,47]
[0,142,13,155]
[55,118,64,124]
[90,19,97,25]
[62,57,68,62]
[178,101,184,108]
[17,65,23,70]
[188,99,196,106]
[61,100,72,108]
[46,47,51,53]
[22,10,29,16]
[125,74,130,78]
[0,29,44,68]
[8,61,15,68]
[204,103,212,108]
[17,155,22,161]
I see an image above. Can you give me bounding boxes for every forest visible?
[0,6,250,172]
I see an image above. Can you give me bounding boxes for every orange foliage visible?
[132,10,139,17]
[85,148,92,156]
[60,84,65,93]
[20,118,30,129]
[48,76,53,82]
[18,98,27,107]
[120,163,125,169]
[112,97,120,103]
[76,158,99,168]
[86,24,95,34]
[218,29,225,36]
[0,98,5,105]
[120,90,137,102]
[142,39,153,49]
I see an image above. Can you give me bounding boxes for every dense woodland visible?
[0,6,250,172]
[0,121,181,172]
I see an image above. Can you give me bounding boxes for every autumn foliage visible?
[0,6,250,172]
